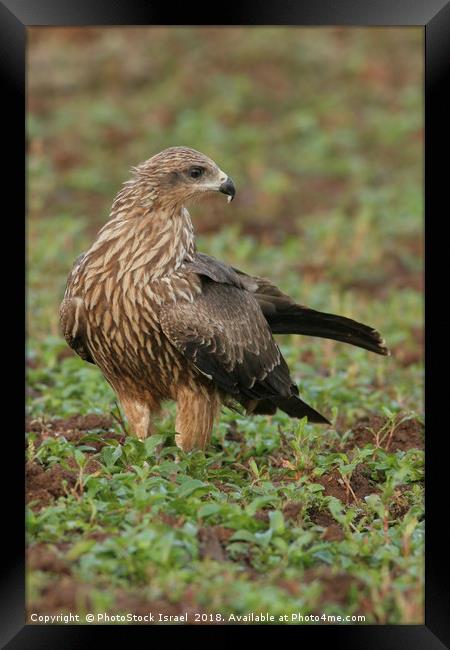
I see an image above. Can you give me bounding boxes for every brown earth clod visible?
[27,544,71,575]
[26,413,115,435]
[308,507,345,541]
[197,526,234,562]
[347,414,424,453]
[26,413,122,455]
[315,464,375,505]
[26,460,77,509]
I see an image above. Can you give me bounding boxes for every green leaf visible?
[246,496,278,516]
[198,503,222,518]
[144,435,164,456]
[254,529,273,547]
[176,479,207,499]
[66,539,96,561]
[327,496,345,523]
[229,529,256,543]
[365,493,385,519]
[73,449,86,467]
[101,445,122,468]
[268,510,285,535]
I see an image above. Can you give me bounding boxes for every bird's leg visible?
[175,386,220,452]
[118,395,158,440]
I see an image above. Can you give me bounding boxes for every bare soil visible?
[278,567,363,608]
[26,460,77,509]
[28,543,71,575]
[345,414,424,453]
[198,526,235,562]
[27,413,115,435]
[315,464,375,505]
[27,574,207,623]
[308,508,345,542]
[26,413,122,449]
[25,410,423,618]
[26,414,121,509]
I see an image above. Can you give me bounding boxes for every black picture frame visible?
[7,0,449,646]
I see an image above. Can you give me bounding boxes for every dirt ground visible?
[26,410,423,622]
[26,412,423,512]
[26,414,121,509]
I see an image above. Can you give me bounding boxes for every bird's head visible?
[131,146,236,208]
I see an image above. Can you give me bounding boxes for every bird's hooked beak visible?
[219,176,236,203]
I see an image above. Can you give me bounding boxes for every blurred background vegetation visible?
[28,26,422,344]
[26,28,424,623]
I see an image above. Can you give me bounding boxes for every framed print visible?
[4,0,448,646]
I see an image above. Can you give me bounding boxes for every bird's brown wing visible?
[184,254,258,292]
[160,282,296,402]
[59,253,95,364]
[185,253,388,356]
[59,297,95,363]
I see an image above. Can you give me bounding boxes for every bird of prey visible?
[60,146,389,451]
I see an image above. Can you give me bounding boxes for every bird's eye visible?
[188,166,204,180]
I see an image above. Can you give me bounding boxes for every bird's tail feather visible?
[270,395,330,424]
[268,307,390,356]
